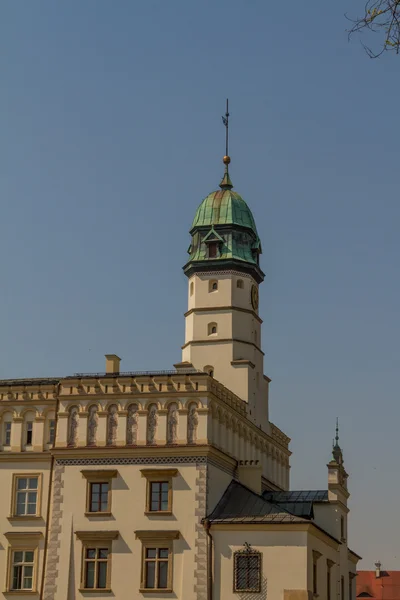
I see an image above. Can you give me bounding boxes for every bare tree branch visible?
[347,0,400,57]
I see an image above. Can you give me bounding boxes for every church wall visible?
[44,460,203,600]
[0,457,51,595]
[212,527,308,600]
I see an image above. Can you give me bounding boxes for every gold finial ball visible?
[223,155,231,165]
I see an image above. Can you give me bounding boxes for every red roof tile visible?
[357,571,400,600]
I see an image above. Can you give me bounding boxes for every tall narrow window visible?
[208,242,218,258]
[48,420,55,445]
[83,548,109,589]
[341,576,345,600]
[237,279,244,289]
[313,561,318,595]
[11,550,35,590]
[234,545,261,593]
[341,515,345,540]
[144,548,170,589]
[26,422,33,446]
[327,562,332,600]
[4,422,12,446]
[349,574,354,600]
[14,476,39,516]
[190,282,194,296]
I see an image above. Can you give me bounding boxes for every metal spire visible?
[222,98,229,158]
[220,99,233,190]
[335,417,339,447]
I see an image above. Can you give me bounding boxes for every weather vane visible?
[222,99,230,160]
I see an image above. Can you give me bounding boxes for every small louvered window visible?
[234,546,261,593]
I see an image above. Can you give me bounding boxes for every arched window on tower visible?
[204,365,214,378]
[208,322,217,336]
[209,280,218,292]
[237,279,244,289]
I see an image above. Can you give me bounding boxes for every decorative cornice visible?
[184,305,262,324]
[5,531,43,541]
[0,453,51,463]
[81,469,118,479]
[181,337,264,355]
[140,468,178,478]
[135,530,180,541]
[75,530,119,541]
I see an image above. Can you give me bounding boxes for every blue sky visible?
[2,1,399,568]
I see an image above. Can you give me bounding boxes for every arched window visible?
[254,330,258,344]
[237,279,244,289]
[204,365,214,377]
[190,282,194,296]
[208,322,217,336]
[209,280,218,292]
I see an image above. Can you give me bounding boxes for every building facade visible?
[0,152,359,599]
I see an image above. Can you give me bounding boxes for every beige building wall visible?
[183,272,269,429]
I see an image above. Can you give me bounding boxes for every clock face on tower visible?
[251,285,259,310]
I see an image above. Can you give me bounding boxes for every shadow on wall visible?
[68,519,76,600]
[238,576,268,600]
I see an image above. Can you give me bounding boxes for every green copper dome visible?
[184,164,264,283]
[191,189,259,236]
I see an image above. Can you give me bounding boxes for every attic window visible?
[208,242,218,259]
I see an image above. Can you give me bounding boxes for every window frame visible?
[25,421,33,446]
[135,530,180,594]
[233,546,262,594]
[81,470,118,517]
[48,419,56,445]
[5,532,42,593]
[140,469,178,515]
[10,473,42,519]
[4,421,12,446]
[75,531,119,593]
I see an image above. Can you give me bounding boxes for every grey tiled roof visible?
[207,481,309,524]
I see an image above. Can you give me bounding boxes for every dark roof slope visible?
[207,480,309,524]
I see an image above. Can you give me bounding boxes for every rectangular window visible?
[26,422,33,446]
[81,470,118,516]
[141,469,178,514]
[349,575,353,600]
[89,482,109,513]
[144,548,170,590]
[4,422,12,446]
[49,420,55,444]
[83,547,109,589]
[341,515,345,540]
[150,481,169,512]
[341,575,345,600]
[11,550,35,590]
[234,552,262,593]
[14,476,39,516]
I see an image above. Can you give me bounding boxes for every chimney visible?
[105,354,121,374]
[375,561,382,578]
[237,460,262,495]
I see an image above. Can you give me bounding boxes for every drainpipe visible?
[40,382,61,599]
[204,519,213,600]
